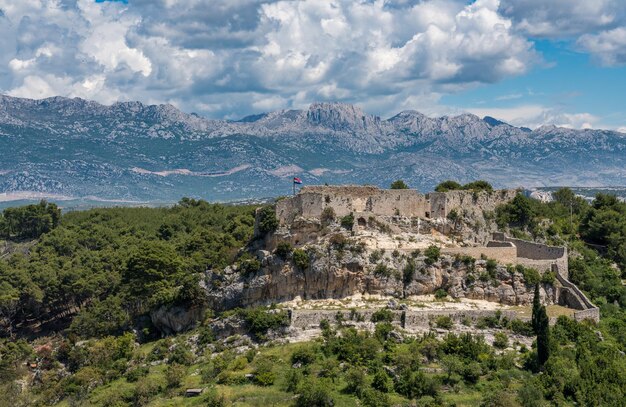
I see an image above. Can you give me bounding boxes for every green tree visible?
[258,206,279,235]
[390,180,409,189]
[435,180,462,192]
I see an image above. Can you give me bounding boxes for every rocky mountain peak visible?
[306,102,381,131]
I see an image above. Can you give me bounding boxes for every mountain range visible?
[0,94,625,204]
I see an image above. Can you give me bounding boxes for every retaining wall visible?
[289,308,528,331]
[440,246,518,265]
[492,233,568,276]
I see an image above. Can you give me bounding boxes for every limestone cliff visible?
[205,224,555,311]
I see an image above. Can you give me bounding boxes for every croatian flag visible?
[293,177,303,184]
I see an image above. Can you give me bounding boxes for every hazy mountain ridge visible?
[0,95,624,202]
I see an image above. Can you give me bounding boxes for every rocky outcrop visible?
[205,228,555,311]
[150,305,205,336]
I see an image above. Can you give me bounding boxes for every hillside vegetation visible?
[0,189,624,406]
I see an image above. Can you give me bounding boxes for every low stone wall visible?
[555,269,600,322]
[289,308,528,331]
[440,246,518,265]
[492,233,568,276]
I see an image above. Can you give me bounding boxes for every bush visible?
[360,387,391,407]
[435,316,453,330]
[291,346,317,366]
[165,363,186,388]
[372,369,392,393]
[390,180,409,190]
[374,263,392,278]
[371,308,394,323]
[462,180,493,192]
[275,242,293,260]
[253,356,275,386]
[258,206,279,235]
[320,207,336,225]
[341,213,355,230]
[424,245,440,265]
[435,180,462,192]
[541,270,556,284]
[295,379,334,407]
[329,233,347,250]
[493,332,508,349]
[239,307,290,340]
[293,249,310,270]
[486,259,498,277]
[238,256,261,276]
[344,368,367,395]
[508,319,534,336]
[403,260,416,285]
[203,388,227,407]
[520,266,541,286]
[434,288,448,300]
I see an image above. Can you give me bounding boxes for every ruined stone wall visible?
[429,189,519,219]
[492,233,568,276]
[440,246,518,265]
[275,185,429,224]
[289,308,527,331]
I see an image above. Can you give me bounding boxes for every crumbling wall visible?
[429,189,518,220]
[492,233,568,275]
[276,185,428,224]
[440,246,518,265]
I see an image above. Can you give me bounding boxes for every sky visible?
[1,0,625,131]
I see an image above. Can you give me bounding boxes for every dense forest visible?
[0,189,624,406]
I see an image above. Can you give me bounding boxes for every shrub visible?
[374,263,392,278]
[239,307,290,340]
[360,387,391,407]
[486,259,498,277]
[371,308,394,323]
[320,207,336,225]
[403,260,416,285]
[344,368,367,395]
[493,332,509,349]
[434,288,448,300]
[275,242,293,260]
[390,180,409,189]
[435,316,453,330]
[521,266,541,286]
[258,206,279,235]
[462,362,482,384]
[462,180,493,192]
[293,249,310,270]
[165,363,186,388]
[424,245,440,265]
[169,345,194,366]
[295,379,334,407]
[435,180,462,192]
[541,270,556,284]
[341,213,355,230]
[329,233,347,250]
[239,255,261,276]
[291,346,317,366]
[202,388,226,407]
[372,369,392,393]
[508,319,534,336]
[253,357,275,386]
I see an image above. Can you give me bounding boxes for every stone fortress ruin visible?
[207,185,598,342]
[272,185,599,323]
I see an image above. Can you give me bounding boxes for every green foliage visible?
[238,307,289,340]
[295,378,334,407]
[424,245,440,265]
[435,180,462,192]
[344,367,366,394]
[238,253,261,276]
[434,288,448,300]
[390,180,409,190]
[258,205,279,235]
[275,242,293,260]
[291,346,317,366]
[374,262,392,278]
[520,265,541,286]
[371,308,394,323]
[0,200,61,240]
[496,193,537,229]
[320,207,336,226]
[70,296,130,338]
[493,332,508,349]
[165,363,186,388]
[402,260,416,285]
[292,249,310,270]
[340,212,355,229]
[435,315,453,330]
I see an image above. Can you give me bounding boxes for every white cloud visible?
[465,104,600,129]
[577,27,626,66]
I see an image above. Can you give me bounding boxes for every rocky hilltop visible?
[202,186,581,316]
[0,95,625,202]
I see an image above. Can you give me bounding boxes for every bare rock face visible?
[204,228,555,311]
[150,305,205,336]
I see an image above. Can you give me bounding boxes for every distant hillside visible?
[0,95,625,203]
